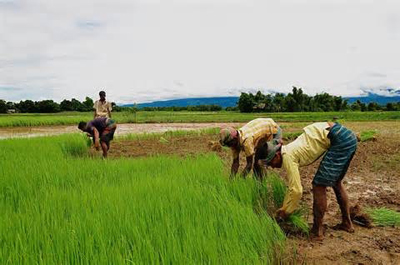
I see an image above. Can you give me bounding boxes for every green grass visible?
[366,208,400,227]
[0,134,297,264]
[283,131,303,141]
[0,110,399,127]
[360,130,378,142]
[115,127,220,142]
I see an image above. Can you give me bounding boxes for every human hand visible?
[275,209,288,222]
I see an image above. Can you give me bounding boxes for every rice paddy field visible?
[0,110,399,127]
[1,114,399,264]
[0,134,300,264]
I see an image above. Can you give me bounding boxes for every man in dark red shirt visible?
[78,117,117,158]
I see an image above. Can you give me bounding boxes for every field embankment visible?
[0,110,399,127]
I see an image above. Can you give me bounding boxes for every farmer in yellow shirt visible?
[264,122,357,240]
[219,118,282,179]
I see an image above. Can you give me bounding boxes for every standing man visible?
[93,90,112,119]
[264,122,357,240]
[78,117,117,158]
[219,118,282,179]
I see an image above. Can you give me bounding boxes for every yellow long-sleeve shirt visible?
[232,118,280,159]
[280,122,331,214]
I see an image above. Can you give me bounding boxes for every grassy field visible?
[0,133,299,264]
[0,110,399,127]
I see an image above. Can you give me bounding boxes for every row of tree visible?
[238,87,400,112]
[0,97,119,113]
[1,88,400,113]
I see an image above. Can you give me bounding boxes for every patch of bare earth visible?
[99,121,400,264]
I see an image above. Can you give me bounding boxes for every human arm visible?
[241,155,253,177]
[277,154,303,217]
[241,137,255,177]
[92,128,100,150]
[230,148,240,177]
[272,126,283,143]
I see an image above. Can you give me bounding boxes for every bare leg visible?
[332,181,354,233]
[311,185,327,240]
[101,141,108,158]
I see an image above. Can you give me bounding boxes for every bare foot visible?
[332,223,355,233]
[310,232,324,242]
[310,225,325,241]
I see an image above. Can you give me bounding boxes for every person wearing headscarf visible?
[264,122,357,240]
[219,118,282,179]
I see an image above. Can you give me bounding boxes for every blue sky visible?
[1,0,400,103]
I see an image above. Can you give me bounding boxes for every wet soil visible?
[102,121,400,265]
[0,123,243,139]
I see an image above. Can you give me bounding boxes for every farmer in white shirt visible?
[93,90,112,119]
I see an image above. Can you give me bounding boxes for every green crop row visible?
[0,110,399,127]
[0,133,310,264]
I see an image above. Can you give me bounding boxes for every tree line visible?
[1,87,399,114]
[0,97,119,113]
[238,87,400,113]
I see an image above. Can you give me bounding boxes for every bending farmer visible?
[219,118,282,178]
[78,117,117,158]
[264,122,357,240]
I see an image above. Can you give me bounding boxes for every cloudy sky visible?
[1,0,400,104]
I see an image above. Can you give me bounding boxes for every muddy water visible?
[0,123,243,139]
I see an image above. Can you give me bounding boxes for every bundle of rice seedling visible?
[366,208,400,227]
[264,174,310,235]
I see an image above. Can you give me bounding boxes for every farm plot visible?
[1,120,399,264]
[0,134,294,264]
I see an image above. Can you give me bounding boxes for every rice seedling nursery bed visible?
[0,134,301,264]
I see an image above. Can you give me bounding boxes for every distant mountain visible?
[124,97,239,108]
[345,92,400,105]
[121,93,400,108]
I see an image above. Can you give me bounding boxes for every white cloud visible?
[0,0,400,103]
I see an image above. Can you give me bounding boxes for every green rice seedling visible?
[264,174,310,235]
[115,127,220,142]
[0,135,287,264]
[287,212,310,234]
[360,130,378,142]
[366,208,400,227]
[59,134,90,157]
[1,111,399,127]
[159,136,169,143]
[283,131,302,141]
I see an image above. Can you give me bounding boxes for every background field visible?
[0,110,399,127]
